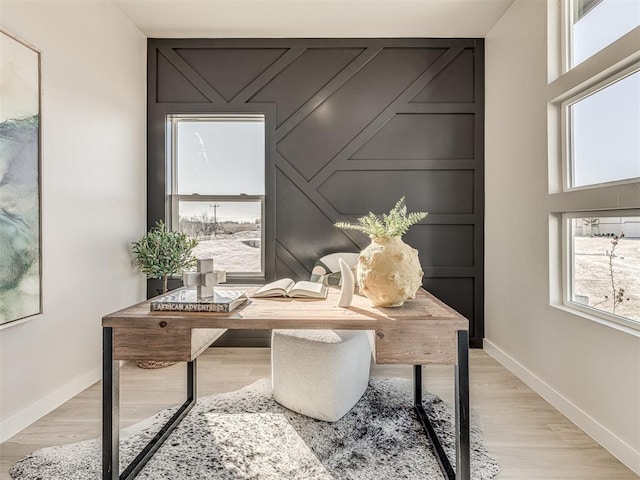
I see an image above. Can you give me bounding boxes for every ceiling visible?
[113,0,515,38]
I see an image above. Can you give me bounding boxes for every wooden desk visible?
[102,288,470,480]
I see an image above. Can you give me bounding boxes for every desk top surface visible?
[103,287,468,331]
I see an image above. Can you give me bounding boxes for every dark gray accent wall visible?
[147,38,485,348]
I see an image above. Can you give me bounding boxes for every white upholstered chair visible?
[271,252,372,422]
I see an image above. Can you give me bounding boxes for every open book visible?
[253,279,328,299]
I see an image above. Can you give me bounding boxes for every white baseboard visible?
[0,366,101,443]
[483,339,640,476]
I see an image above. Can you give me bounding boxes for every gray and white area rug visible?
[10,378,500,479]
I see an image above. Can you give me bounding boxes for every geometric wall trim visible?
[411,48,476,103]
[148,38,485,346]
[318,170,476,215]
[351,113,475,160]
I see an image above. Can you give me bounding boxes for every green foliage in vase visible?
[132,220,198,293]
[334,197,428,239]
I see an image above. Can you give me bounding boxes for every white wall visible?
[485,0,640,474]
[0,1,146,441]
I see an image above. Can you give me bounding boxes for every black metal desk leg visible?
[119,360,197,480]
[102,331,197,480]
[455,330,470,480]
[103,327,119,480]
[187,359,196,402]
[414,364,455,480]
[413,365,423,404]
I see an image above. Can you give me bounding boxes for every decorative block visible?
[182,258,226,300]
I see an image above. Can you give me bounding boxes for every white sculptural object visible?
[337,257,355,307]
[182,259,226,299]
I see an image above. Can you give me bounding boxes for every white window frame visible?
[549,1,640,335]
[560,0,578,73]
[561,0,639,72]
[166,114,266,279]
[560,61,640,192]
[562,210,640,332]
[561,0,601,72]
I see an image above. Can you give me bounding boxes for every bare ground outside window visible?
[573,236,640,322]
[190,230,261,273]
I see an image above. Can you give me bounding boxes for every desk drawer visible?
[372,324,458,365]
[113,327,225,361]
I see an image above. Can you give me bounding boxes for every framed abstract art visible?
[0,30,42,326]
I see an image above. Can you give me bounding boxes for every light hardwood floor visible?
[1,348,637,479]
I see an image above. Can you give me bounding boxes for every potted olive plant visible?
[132,220,198,369]
[132,220,198,294]
[335,197,427,307]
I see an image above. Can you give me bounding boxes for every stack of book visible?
[150,287,248,313]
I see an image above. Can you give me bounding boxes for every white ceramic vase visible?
[357,236,423,307]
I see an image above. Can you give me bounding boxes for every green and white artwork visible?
[0,30,41,326]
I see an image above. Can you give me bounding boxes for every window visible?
[167,114,265,277]
[550,1,640,331]
[568,0,640,68]
[564,212,640,327]
[565,68,640,188]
